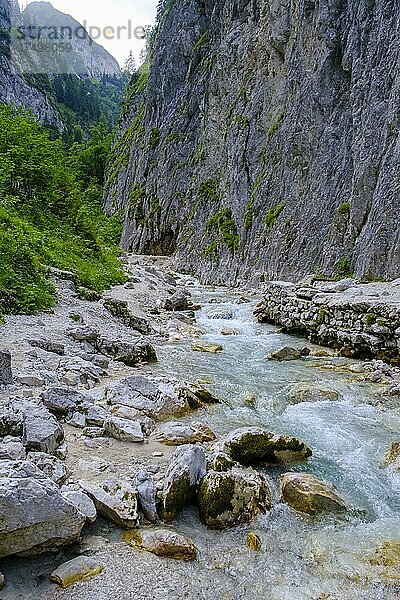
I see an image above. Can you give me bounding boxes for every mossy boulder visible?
[206,451,236,472]
[280,472,347,515]
[162,445,206,521]
[198,467,273,529]
[214,427,312,466]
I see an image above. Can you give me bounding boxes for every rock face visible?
[0,460,86,558]
[105,0,399,284]
[255,280,400,360]
[162,444,206,521]
[214,427,312,466]
[198,467,273,529]
[280,472,348,515]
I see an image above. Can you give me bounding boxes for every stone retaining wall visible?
[254,279,400,362]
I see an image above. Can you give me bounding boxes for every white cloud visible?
[20,0,158,66]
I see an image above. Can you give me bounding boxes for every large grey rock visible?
[163,290,189,311]
[134,469,157,523]
[0,439,25,460]
[104,416,144,443]
[0,460,86,557]
[288,384,340,404]
[41,387,88,416]
[27,452,68,485]
[162,444,206,521]
[22,403,64,454]
[213,427,312,466]
[96,337,157,366]
[0,401,23,437]
[199,467,273,529]
[80,478,139,528]
[103,299,150,334]
[156,421,216,446]
[62,490,97,523]
[107,375,219,421]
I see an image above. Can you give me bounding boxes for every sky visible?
[20,0,158,66]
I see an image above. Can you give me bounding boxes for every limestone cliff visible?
[105,0,400,284]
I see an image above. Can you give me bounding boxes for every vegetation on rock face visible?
[207,208,240,255]
[264,204,285,229]
[0,105,125,320]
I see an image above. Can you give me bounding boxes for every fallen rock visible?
[27,452,69,485]
[0,402,23,437]
[280,472,348,515]
[162,444,206,521]
[96,338,157,366]
[104,299,150,334]
[288,384,340,404]
[134,469,157,523]
[104,417,144,443]
[67,326,99,342]
[50,556,103,588]
[0,461,86,557]
[28,339,65,355]
[214,427,312,466]
[107,375,219,421]
[0,350,12,385]
[267,347,311,361]
[206,451,235,472]
[42,387,88,417]
[164,290,189,311]
[85,404,109,427]
[246,531,262,551]
[0,439,25,460]
[199,467,273,529]
[22,403,65,454]
[80,478,139,528]
[156,421,216,446]
[17,375,44,387]
[132,528,197,561]
[111,405,155,436]
[206,307,233,320]
[62,491,97,523]
[191,341,223,353]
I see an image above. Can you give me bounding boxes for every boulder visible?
[62,491,97,523]
[50,556,103,588]
[133,528,197,561]
[206,307,233,320]
[280,472,348,515]
[134,469,157,523]
[206,451,235,472]
[0,402,23,437]
[111,405,155,436]
[156,421,216,446]
[221,328,239,336]
[214,427,312,465]
[164,290,189,311]
[162,444,206,521]
[96,338,157,367]
[0,350,12,385]
[0,461,86,557]
[80,478,139,528]
[198,467,273,529]
[85,404,109,427]
[17,375,44,387]
[288,384,340,404]
[267,347,311,361]
[22,403,64,454]
[27,452,69,485]
[67,326,99,342]
[107,375,219,421]
[104,417,144,443]
[41,387,88,417]
[103,299,150,334]
[0,440,26,460]
[28,339,65,355]
[191,341,223,353]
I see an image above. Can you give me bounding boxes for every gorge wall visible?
[105,0,400,285]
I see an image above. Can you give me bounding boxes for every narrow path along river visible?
[3,275,400,600]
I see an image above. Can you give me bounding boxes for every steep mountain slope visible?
[105,0,400,284]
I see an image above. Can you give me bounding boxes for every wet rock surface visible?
[280,472,348,515]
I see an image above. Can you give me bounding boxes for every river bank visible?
[1,260,400,599]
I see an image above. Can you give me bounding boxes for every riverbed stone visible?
[156,421,216,446]
[206,307,233,320]
[191,341,223,353]
[50,556,104,588]
[0,439,25,460]
[288,384,340,404]
[28,338,65,355]
[27,452,69,485]
[164,290,189,311]
[22,403,65,454]
[107,375,219,421]
[104,416,144,443]
[381,441,400,468]
[267,347,311,361]
[41,387,88,416]
[280,472,348,515]
[134,469,157,523]
[96,337,157,366]
[104,299,150,334]
[0,350,12,385]
[162,444,206,521]
[198,467,273,529]
[214,427,312,466]
[0,460,86,558]
[80,478,139,528]
[62,491,97,523]
[132,528,197,561]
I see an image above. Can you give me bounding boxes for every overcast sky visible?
[21,0,158,66]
